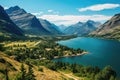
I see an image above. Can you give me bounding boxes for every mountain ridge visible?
[90,13,120,39]
[39,19,63,35]
[6,6,52,35]
[64,20,101,36]
[0,5,24,40]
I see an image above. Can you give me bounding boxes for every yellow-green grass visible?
[0,52,70,80]
[3,41,37,48]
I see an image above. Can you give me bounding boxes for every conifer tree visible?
[5,67,9,80]
[26,63,35,80]
[16,64,26,80]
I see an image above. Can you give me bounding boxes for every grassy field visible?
[0,36,115,80]
[3,41,37,48]
[0,38,87,80]
[0,51,87,80]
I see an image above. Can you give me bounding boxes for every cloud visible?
[4,7,8,9]
[47,10,59,14]
[32,12,43,16]
[79,3,120,12]
[39,14,112,26]
[48,10,53,12]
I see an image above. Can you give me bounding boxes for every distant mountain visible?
[6,6,51,35]
[58,25,68,31]
[85,20,101,28]
[90,13,120,39]
[0,5,23,40]
[39,19,63,35]
[64,20,101,36]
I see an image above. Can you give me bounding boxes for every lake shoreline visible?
[55,37,120,76]
[54,51,88,59]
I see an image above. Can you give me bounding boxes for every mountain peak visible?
[8,6,20,11]
[0,5,12,22]
[0,5,4,12]
[86,20,95,24]
[77,21,83,24]
[64,20,100,36]
[39,19,62,35]
[6,6,26,14]
[0,5,23,36]
[114,13,120,16]
[90,12,120,39]
[0,5,3,9]
[6,6,53,35]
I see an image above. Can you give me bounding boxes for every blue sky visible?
[0,0,120,25]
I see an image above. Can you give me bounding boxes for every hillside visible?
[0,37,86,80]
[0,52,71,80]
[39,19,63,35]
[6,6,52,35]
[64,20,101,36]
[90,13,120,39]
[0,5,24,41]
[58,25,67,32]
[0,35,117,80]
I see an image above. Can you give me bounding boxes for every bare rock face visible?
[39,19,63,35]
[6,6,51,35]
[90,13,120,39]
[0,5,23,37]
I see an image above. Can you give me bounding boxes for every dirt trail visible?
[34,41,41,46]
[59,71,85,80]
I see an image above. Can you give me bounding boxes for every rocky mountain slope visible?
[6,6,52,35]
[58,25,67,32]
[64,20,101,36]
[90,13,120,39]
[0,5,23,40]
[39,19,62,35]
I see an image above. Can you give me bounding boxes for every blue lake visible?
[53,37,120,76]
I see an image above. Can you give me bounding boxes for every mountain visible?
[90,13,120,39]
[39,19,63,35]
[0,5,23,40]
[6,6,51,35]
[58,25,68,32]
[85,20,101,28]
[64,20,101,36]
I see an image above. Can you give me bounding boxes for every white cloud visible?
[4,7,8,9]
[79,3,120,12]
[39,14,112,26]
[32,12,43,16]
[47,10,59,14]
[48,10,53,12]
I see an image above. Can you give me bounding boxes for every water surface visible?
[54,37,120,76]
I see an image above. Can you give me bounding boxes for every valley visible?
[0,36,117,80]
[0,1,120,80]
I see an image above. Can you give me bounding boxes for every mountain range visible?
[0,5,23,40]
[58,25,68,32]
[90,13,120,39]
[39,19,62,35]
[64,20,101,36]
[1,5,120,40]
[6,6,62,35]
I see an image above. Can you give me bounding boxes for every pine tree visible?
[4,67,9,80]
[21,64,26,80]
[26,64,35,80]
[16,64,26,80]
